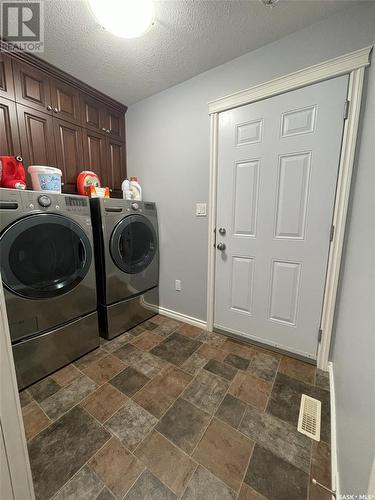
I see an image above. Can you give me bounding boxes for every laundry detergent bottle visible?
[129,176,142,201]
[121,179,131,200]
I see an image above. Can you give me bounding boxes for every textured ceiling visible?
[39,0,358,105]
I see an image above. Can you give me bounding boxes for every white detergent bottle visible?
[121,179,132,200]
[129,176,142,201]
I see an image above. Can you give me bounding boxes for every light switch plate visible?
[175,280,182,291]
[196,203,207,217]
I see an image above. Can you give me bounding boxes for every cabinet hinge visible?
[213,227,217,247]
[329,224,335,242]
[343,100,350,120]
[318,328,323,343]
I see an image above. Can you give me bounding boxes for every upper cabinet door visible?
[13,61,52,114]
[82,128,107,185]
[16,103,56,171]
[102,106,125,140]
[0,53,15,99]
[50,78,81,125]
[53,118,84,192]
[80,94,105,133]
[0,98,21,155]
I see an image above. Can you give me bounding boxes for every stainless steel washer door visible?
[1,213,92,299]
[110,214,157,275]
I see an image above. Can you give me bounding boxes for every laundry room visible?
[0,1,374,500]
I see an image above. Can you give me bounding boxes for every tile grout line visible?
[263,355,281,414]
[235,440,256,500]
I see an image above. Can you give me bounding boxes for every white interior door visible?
[214,76,348,359]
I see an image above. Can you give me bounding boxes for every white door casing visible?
[207,47,371,370]
[214,76,349,359]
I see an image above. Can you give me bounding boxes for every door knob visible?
[54,107,59,113]
[47,105,52,111]
[216,242,226,251]
[102,127,106,132]
[218,227,226,235]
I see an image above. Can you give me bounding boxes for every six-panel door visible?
[214,76,349,359]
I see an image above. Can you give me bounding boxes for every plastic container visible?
[28,166,62,193]
[129,176,142,201]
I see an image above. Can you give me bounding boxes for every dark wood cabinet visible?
[17,103,56,170]
[54,118,84,192]
[0,98,21,156]
[0,50,127,195]
[13,61,52,115]
[0,53,15,100]
[50,78,81,125]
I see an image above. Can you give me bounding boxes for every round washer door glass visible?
[110,214,157,274]
[0,213,92,299]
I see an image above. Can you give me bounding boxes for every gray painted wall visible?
[331,32,375,495]
[126,2,375,322]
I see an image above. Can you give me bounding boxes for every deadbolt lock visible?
[218,227,226,235]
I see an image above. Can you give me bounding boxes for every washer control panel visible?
[13,190,91,215]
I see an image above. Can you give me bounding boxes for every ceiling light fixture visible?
[89,0,154,39]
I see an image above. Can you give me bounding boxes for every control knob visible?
[38,195,52,208]
[131,203,139,210]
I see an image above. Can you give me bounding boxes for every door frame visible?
[0,278,35,500]
[206,46,372,370]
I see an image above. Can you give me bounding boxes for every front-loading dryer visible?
[90,198,159,339]
[0,189,99,389]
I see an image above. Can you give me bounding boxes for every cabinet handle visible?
[106,129,110,134]
[54,107,59,113]
[102,127,106,132]
[47,105,52,111]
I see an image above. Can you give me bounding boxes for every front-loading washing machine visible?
[90,198,159,339]
[0,189,99,389]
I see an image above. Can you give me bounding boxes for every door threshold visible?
[213,326,317,366]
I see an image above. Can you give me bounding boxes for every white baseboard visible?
[157,306,207,330]
[328,361,340,499]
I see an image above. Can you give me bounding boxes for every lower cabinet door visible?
[82,128,107,186]
[107,136,126,192]
[53,117,84,192]
[0,97,21,156]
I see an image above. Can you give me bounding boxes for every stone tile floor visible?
[19,315,331,500]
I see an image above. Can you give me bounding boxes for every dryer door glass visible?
[0,213,92,299]
[110,214,157,274]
